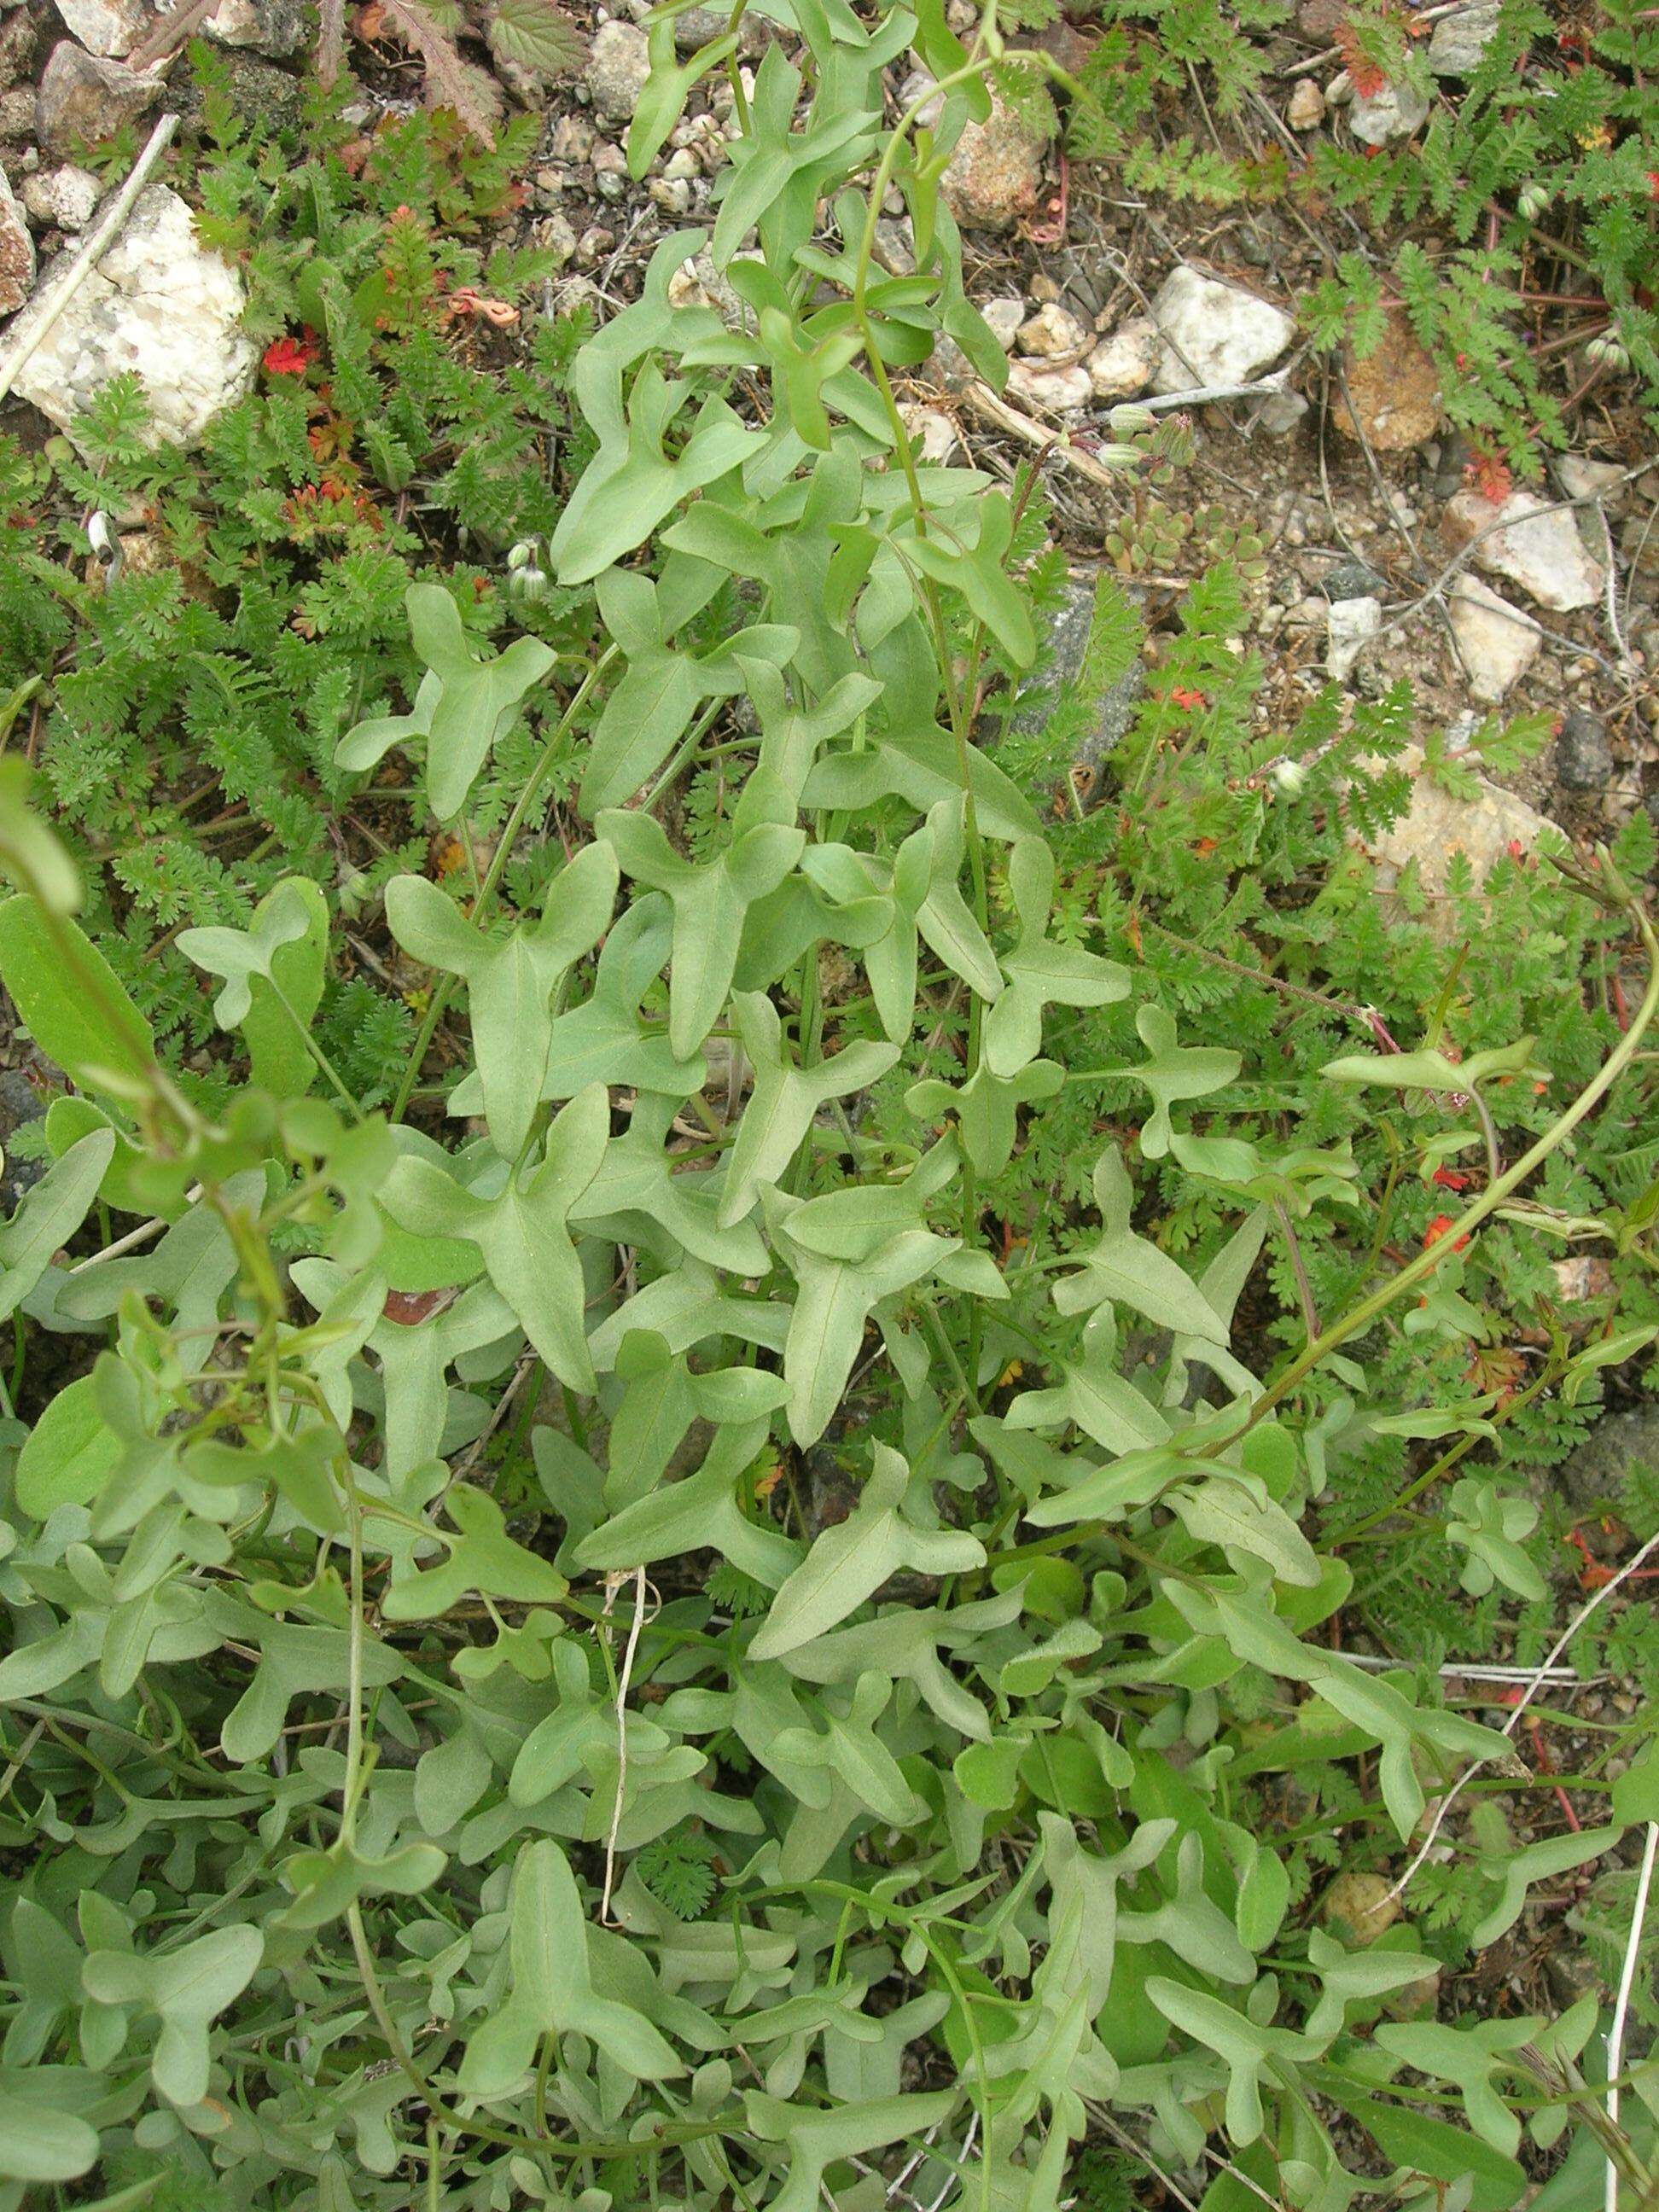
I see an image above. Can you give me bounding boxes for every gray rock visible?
[666,247,754,332]
[1258,387,1309,435]
[173,45,302,131]
[871,216,915,276]
[0,85,32,136]
[585,19,649,125]
[1619,507,1659,580]
[49,0,153,58]
[1555,709,1614,790]
[0,3,39,92]
[1327,595,1382,680]
[37,40,160,155]
[940,84,1051,233]
[1560,1406,1659,1511]
[10,183,254,446]
[1545,1945,1602,2012]
[923,331,974,391]
[0,158,31,311]
[1349,75,1429,144]
[1320,557,1387,601]
[20,161,99,230]
[204,0,306,55]
[0,1067,49,1213]
[1150,265,1295,395]
[1555,455,1627,513]
[672,3,767,55]
[1427,0,1499,76]
[533,209,578,267]
[1012,573,1145,808]
[1448,575,1540,704]
[544,111,594,164]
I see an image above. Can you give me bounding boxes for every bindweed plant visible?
[2,5,1658,2209]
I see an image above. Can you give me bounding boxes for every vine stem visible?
[1220,877,1659,1448]
[1332,1351,1562,1543]
[847,13,1011,1376]
[388,645,617,1123]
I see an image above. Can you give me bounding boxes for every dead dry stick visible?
[1144,368,1294,411]
[960,379,1133,496]
[128,0,216,72]
[0,113,178,406]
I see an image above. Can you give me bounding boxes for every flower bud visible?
[508,563,550,603]
[1516,183,1550,221]
[1586,333,1629,371]
[1272,758,1308,799]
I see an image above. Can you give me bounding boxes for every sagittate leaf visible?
[1054,1146,1229,1341]
[386,841,617,1160]
[402,582,555,818]
[380,1086,610,1390]
[459,1841,683,2093]
[82,1925,264,2107]
[748,1443,983,1662]
[178,876,329,1100]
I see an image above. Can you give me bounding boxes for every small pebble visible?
[1555,709,1614,790]
[1287,77,1325,128]
[1016,301,1089,360]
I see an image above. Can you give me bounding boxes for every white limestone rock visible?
[1004,358,1091,411]
[1327,594,1382,680]
[1362,744,1564,899]
[10,184,255,448]
[1442,487,1604,612]
[1447,575,1540,703]
[49,0,153,59]
[1086,316,1160,399]
[21,163,101,232]
[1150,265,1295,394]
[1016,300,1088,360]
[1349,76,1430,143]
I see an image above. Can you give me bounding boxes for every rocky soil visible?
[0,0,1655,863]
[3,2,1654,831]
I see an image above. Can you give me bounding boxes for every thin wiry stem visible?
[1606,1820,1659,2212]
